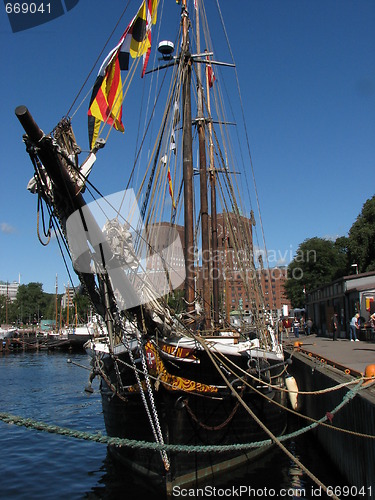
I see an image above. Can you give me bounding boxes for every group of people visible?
[331,312,359,341]
[331,312,375,341]
[280,316,313,338]
[291,317,314,338]
[281,312,375,341]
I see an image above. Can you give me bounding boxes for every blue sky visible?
[0,0,374,294]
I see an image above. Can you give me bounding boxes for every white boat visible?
[0,327,17,340]
[68,316,108,350]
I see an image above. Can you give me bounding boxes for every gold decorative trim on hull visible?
[145,341,218,393]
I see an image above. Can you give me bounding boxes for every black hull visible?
[67,334,92,352]
[99,356,288,496]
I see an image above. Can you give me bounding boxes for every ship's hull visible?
[67,333,92,351]
[97,347,288,496]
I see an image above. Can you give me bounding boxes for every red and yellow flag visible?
[88,56,124,140]
[88,0,158,150]
[167,165,176,209]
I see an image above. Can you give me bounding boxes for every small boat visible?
[68,315,107,350]
[0,326,18,340]
[16,0,291,495]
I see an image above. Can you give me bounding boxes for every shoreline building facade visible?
[0,281,20,302]
[305,271,375,338]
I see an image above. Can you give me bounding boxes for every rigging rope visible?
[214,0,274,298]
[36,194,52,246]
[195,335,343,500]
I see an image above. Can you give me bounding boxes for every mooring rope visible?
[1,379,372,500]
[221,349,369,396]
[0,379,372,452]
[0,411,266,452]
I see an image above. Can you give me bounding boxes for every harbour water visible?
[0,351,348,499]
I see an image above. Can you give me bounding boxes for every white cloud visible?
[0,222,16,234]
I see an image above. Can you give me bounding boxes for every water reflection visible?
[85,425,346,500]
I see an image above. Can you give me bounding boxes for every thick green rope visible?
[0,380,367,453]
[0,412,271,452]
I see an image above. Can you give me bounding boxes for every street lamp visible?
[351,263,359,275]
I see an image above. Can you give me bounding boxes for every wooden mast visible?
[205,54,220,327]
[224,219,231,321]
[5,282,8,326]
[66,283,70,327]
[181,0,195,314]
[55,274,58,333]
[195,0,211,329]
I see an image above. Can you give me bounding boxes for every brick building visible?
[145,215,291,316]
[198,213,291,315]
[257,267,292,313]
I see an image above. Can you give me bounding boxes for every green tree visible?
[0,295,8,324]
[167,289,185,314]
[16,282,45,324]
[73,293,91,322]
[42,293,60,321]
[347,195,375,273]
[285,237,348,308]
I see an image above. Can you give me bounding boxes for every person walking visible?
[306,318,313,335]
[283,317,291,339]
[349,313,360,342]
[370,313,375,336]
[331,313,339,341]
[293,317,300,338]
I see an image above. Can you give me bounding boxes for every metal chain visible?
[118,312,170,471]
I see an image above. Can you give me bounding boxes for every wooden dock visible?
[0,335,83,353]
[284,333,375,497]
[284,334,375,376]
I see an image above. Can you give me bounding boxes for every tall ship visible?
[16,0,291,495]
